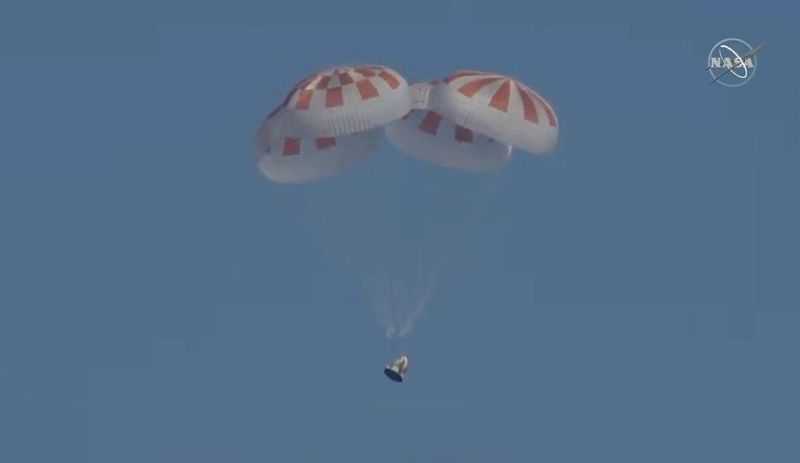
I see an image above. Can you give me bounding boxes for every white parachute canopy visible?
[424,70,559,154]
[255,64,411,184]
[386,83,512,172]
[255,122,382,184]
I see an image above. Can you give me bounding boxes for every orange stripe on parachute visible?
[315,76,331,89]
[283,138,300,155]
[295,89,313,110]
[444,70,490,83]
[517,86,539,123]
[337,72,354,86]
[354,67,376,78]
[315,137,336,149]
[378,70,400,89]
[454,125,474,143]
[419,111,442,135]
[457,77,501,97]
[356,79,379,100]
[489,81,511,112]
[325,87,344,107]
[528,88,557,127]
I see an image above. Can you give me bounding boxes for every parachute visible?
[255,65,411,183]
[424,70,559,154]
[256,67,559,182]
[385,82,512,172]
[254,65,559,345]
[385,71,558,172]
[256,120,382,184]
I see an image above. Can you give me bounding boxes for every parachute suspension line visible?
[385,169,506,340]
[432,168,506,292]
[292,159,506,342]
[471,169,505,222]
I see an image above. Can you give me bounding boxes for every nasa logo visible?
[707,38,761,87]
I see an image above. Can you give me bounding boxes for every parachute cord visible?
[433,168,506,292]
[292,167,507,342]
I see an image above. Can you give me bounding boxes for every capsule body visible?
[384,355,409,382]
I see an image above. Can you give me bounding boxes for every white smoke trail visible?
[362,169,503,339]
[395,268,439,338]
[361,258,445,339]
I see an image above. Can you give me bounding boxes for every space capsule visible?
[384,354,409,382]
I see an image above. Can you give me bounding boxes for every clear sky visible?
[1,0,799,462]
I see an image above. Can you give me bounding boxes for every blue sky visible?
[1,0,799,462]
